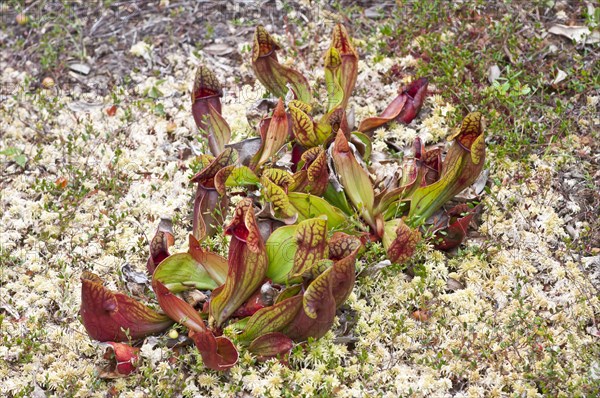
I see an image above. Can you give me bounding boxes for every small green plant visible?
[79,22,485,374]
[1,146,27,168]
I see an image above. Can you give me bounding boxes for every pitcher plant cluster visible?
[80,23,485,375]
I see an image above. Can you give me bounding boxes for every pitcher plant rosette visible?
[80,23,486,374]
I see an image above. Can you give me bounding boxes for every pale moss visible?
[130,41,152,58]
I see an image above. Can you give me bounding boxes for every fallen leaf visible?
[446,277,464,291]
[487,64,501,84]
[548,24,600,44]
[68,101,104,113]
[359,259,392,277]
[411,309,431,322]
[225,138,262,166]
[55,176,68,189]
[203,43,234,56]
[120,263,148,285]
[99,342,140,377]
[69,63,91,75]
[551,69,568,85]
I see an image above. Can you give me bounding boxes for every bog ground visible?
[1,1,599,397]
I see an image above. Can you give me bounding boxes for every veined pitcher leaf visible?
[263,167,293,187]
[189,330,239,371]
[290,147,329,196]
[248,332,294,360]
[191,148,237,240]
[210,199,268,327]
[80,272,173,342]
[357,78,428,133]
[152,252,219,293]
[266,225,298,284]
[396,77,429,124]
[192,65,222,106]
[332,129,376,231]
[238,295,302,343]
[251,25,311,103]
[288,218,329,282]
[224,166,260,188]
[331,24,358,109]
[408,112,485,226]
[324,47,343,112]
[300,147,329,196]
[214,165,235,196]
[327,232,361,306]
[311,259,334,279]
[358,94,407,133]
[191,65,223,150]
[146,218,174,274]
[205,102,231,156]
[286,267,336,339]
[101,342,140,376]
[290,101,328,148]
[433,204,479,251]
[289,99,311,114]
[251,99,289,169]
[191,148,238,185]
[287,192,347,229]
[188,234,228,286]
[261,175,298,222]
[328,231,363,260]
[283,232,360,341]
[152,279,207,333]
[383,218,421,264]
